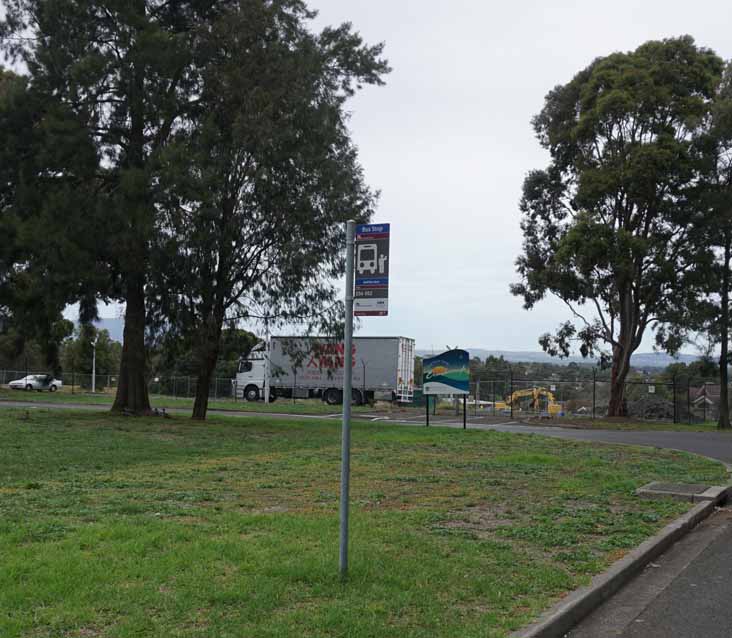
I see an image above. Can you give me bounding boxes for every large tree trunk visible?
[719,235,730,429]
[607,347,632,417]
[607,299,635,418]
[112,5,151,416]
[112,274,151,414]
[191,320,223,421]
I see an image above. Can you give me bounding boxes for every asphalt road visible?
[486,424,732,468]
[568,508,732,638]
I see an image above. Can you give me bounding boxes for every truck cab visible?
[236,345,267,401]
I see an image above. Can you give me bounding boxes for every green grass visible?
[0,387,372,414]
[0,409,725,638]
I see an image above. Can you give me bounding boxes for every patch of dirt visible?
[148,433,181,441]
[437,503,514,538]
[173,515,209,525]
[256,505,290,514]
[558,500,601,514]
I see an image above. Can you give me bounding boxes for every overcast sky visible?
[61,1,732,354]
[302,0,732,353]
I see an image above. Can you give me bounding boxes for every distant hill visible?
[77,325,702,368]
[416,348,700,368]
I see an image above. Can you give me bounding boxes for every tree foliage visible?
[1,0,229,412]
[0,66,98,372]
[148,1,388,419]
[680,62,732,427]
[2,1,387,418]
[61,326,122,379]
[512,36,724,415]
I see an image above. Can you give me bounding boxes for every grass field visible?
[0,409,725,638]
[0,387,372,414]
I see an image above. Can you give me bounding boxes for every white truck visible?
[235,336,415,405]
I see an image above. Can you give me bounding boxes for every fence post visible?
[475,379,480,417]
[509,369,514,420]
[672,375,677,424]
[703,382,707,423]
[687,379,691,425]
[592,368,596,420]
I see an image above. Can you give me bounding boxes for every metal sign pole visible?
[340,220,355,581]
[264,317,270,405]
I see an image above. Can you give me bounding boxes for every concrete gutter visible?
[511,486,729,638]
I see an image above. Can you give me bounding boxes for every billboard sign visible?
[423,349,470,395]
[354,223,389,316]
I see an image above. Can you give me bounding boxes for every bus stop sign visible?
[354,223,389,316]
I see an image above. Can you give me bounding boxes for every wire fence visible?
[0,369,238,401]
[461,374,726,424]
[2,367,729,423]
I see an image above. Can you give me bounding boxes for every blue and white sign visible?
[355,223,390,316]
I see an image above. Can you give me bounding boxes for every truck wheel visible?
[49,385,57,392]
[244,385,260,402]
[25,384,33,391]
[324,388,341,405]
[352,389,363,406]
[268,390,277,403]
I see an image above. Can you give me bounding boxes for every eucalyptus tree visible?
[511,37,724,416]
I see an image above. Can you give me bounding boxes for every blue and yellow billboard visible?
[423,349,469,395]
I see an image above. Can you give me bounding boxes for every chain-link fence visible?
[463,373,727,424]
[0,369,237,401]
[4,366,730,422]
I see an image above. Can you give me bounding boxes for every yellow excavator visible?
[494,387,563,416]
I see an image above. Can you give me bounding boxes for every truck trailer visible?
[234,336,415,405]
